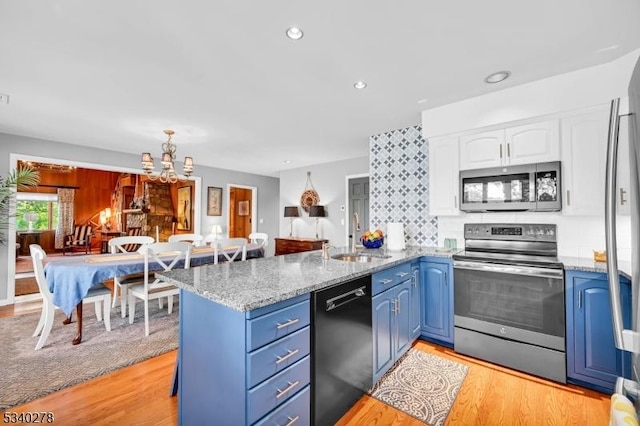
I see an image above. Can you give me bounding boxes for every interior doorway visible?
[5,153,202,306]
[345,174,370,248]
[227,184,257,239]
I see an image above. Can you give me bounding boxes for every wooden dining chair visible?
[168,233,204,247]
[248,232,268,248]
[128,241,192,336]
[30,244,111,350]
[212,237,247,264]
[108,235,155,317]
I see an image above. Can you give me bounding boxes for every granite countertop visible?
[157,246,459,312]
[560,255,632,280]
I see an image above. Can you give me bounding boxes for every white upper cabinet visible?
[505,120,560,165]
[428,136,460,216]
[459,130,504,170]
[561,106,609,215]
[459,120,560,170]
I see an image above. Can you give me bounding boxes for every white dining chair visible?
[248,232,268,248]
[168,233,204,247]
[108,235,155,317]
[212,237,247,264]
[128,241,191,336]
[30,244,111,350]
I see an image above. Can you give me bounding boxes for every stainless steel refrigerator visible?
[605,55,640,398]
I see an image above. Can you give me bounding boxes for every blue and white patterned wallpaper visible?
[369,125,438,246]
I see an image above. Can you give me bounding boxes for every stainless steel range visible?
[452,223,566,383]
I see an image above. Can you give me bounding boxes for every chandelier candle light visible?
[141,129,194,183]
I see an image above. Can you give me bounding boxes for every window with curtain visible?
[16,193,59,231]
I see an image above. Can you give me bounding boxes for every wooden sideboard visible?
[274,237,328,256]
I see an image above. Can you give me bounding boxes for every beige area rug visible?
[369,348,469,426]
[0,300,178,410]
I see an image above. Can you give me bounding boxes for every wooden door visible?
[229,186,252,239]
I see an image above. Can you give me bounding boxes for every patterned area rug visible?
[369,348,469,426]
[0,300,178,410]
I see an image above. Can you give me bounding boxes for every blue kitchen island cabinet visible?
[420,258,454,346]
[179,290,311,425]
[371,262,414,383]
[565,269,632,394]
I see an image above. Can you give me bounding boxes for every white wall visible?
[423,49,640,138]
[279,157,369,246]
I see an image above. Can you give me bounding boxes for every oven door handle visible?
[454,261,563,280]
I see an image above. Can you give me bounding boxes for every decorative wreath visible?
[300,171,320,213]
[300,189,320,213]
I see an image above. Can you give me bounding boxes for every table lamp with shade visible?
[24,212,38,232]
[309,205,326,239]
[211,224,222,240]
[284,206,299,237]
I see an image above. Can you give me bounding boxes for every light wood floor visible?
[1,304,610,425]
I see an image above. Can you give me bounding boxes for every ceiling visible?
[1,1,639,177]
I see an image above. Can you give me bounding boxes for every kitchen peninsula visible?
[158,246,455,425]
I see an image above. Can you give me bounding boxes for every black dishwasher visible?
[312,275,372,426]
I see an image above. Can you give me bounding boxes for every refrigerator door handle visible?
[605,97,640,354]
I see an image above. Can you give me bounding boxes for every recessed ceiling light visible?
[353,81,367,90]
[484,71,511,84]
[283,160,292,164]
[417,98,428,104]
[286,27,303,40]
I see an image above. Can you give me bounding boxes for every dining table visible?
[43,243,265,345]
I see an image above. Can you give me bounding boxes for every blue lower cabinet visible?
[420,259,454,345]
[410,262,421,339]
[254,385,310,426]
[566,270,632,393]
[178,290,311,425]
[372,280,413,383]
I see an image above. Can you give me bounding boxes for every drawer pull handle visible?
[276,318,300,329]
[276,349,300,364]
[380,278,394,285]
[396,271,409,277]
[276,380,300,398]
[285,416,300,426]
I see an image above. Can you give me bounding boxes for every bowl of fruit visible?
[361,229,384,249]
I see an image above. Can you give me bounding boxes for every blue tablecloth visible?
[44,244,264,316]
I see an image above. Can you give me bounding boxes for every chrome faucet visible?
[321,242,333,260]
[351,212,361,253]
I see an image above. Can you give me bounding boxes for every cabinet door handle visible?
[276,349,299,364]
[396,271,409,278]
[391,298,398,314]
[380,278,394,285]
[499,144,503,159]
[454,195,458,208]
[276,318,299,329]
[412,272,418,287]
[276,380,300,399]
[284,416,300,426]
[566,190,571,206]
[507,143,511,158]
[396,298,401,315]
[620,188,628,205]
[444,272,448,285]
[578,290,582,309]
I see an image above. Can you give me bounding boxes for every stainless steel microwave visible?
[459,161,561,212]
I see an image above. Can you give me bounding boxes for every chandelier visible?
[141,129,194,183]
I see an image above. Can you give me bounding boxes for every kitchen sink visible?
[331,252,391,263]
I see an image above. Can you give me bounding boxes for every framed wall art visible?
[207,186,223,216]
[238,200,249,216]
[177,186,192,230]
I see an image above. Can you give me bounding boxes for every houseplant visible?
[0,166,40,245]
